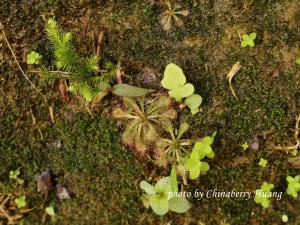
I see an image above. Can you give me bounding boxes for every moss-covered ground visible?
[0,0,300,224]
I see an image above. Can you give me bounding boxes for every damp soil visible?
[0,0,300,224]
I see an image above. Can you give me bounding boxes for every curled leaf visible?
[226,61,241,99]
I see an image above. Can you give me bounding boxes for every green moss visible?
[0,112,143,224]
[1,0,300,224]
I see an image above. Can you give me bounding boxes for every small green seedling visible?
[286,175,300,198]
[15,195,27,209]
[295,57,300,66]
[259,158,268,168]
[184,132,216,179]
[161,63,202,114]
[241,32,256,48]
[254,182,274,208]
[27,51,42,65]
[241,142,249,151]
[9,169,24,185]
[140,176,190,215]
[158,122,192,163]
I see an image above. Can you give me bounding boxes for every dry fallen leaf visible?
[56,183,71,200]
[231,156,250,167]
[49,106,55,124]
[226,61,241,99]
[58,79,70,103]
[96,31,105,57]
[271,65,283,78]
[249,135,260,150]
[288,157,300,168]
[37,169,54,193]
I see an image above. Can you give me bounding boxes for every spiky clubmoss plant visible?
[112,96,176,154]
[44,18,115,101]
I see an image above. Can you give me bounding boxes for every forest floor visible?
[0,0,300,224]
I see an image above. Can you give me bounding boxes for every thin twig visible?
[0,59,8,66]
[29,70,71,75]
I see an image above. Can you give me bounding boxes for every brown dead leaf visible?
[36,169,54,193]
[58,79,70,103]
[56,183,71,200]
[288,157,300,168]
[231,156,250,167]
[96,31,105,57]
[249,135,260,150]
[49,106,55,124]
[90,89,110,109]
[226,61,241,99]
[271,65,283,78]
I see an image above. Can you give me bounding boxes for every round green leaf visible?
[26,51,42,65]
[185,154,201,180]
[287,176,293,183]
[168,83,194,102]
[149,194,169,216]
[140,181,156,195]
[189,164,201,180]
[193,142,213,159]
[15,195,27,209]
[249,32,257,39]
[202,132,216,146]
[161,63,186,90]
[202,137,213,146]
[45,206,55,216]
[200,161,210,172]
[185,94,202,114]
[155,177,171,194]
[169,196,190,213]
